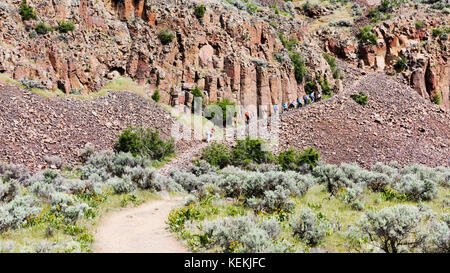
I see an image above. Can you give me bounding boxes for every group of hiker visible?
[206,92,322,141]
[274,92,321,115]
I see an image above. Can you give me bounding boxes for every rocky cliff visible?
[0,0,340,118]
[319,3,449,110]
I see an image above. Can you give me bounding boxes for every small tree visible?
[351,91,368,105]
[35,22,53,35]
[415,20,425,29]
[358,26,377,45]
[158,30,174,45]
[191,86,204,113]
[231,137,273,165]
[19,0,37,21]
[194,4,206,20]
[393,57,407,71]
[431,92,442,105]
[205,98,236,127]
[201,142,232,168]
[114,126,175,161]
[151,88,160,102]
[290,51,307,82]
[278,147,320,171]
[56,20,75,33]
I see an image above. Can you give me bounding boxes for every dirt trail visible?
[93,195,188,253]
[93,141,209,253]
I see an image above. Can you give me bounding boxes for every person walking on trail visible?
[205,128,214,143]
[297,97,303,108]
[273,104,278,115]
[309,93,314,103]
[304,95,309,105]
[245,111,250,125]
[290,100,296,109]
[317,91,322,102]
[282,103,288,112]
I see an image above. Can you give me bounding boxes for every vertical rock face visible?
[0,0,336,113]
[319,6,449,111]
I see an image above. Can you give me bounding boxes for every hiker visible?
[205,128,214,143]
[290,100,296,109]
[297,97,303,108]
[309,93,314,103]
[317,91,322,102]
[245,111,250,125]
[273,104,278,114]
[304,95,309,105]
[282,103,288,112]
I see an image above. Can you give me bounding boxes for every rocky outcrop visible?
[0,0,336,118]
[320,4,449,111]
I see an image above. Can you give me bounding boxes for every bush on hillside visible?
[56,20,75,33]
[277,147,320,171]
[201,142,232,169]
[19,0,37,21]
[290,51,307,82]
[204,98,236,127]
[35,22,53,35]
[231,137,274,166]
[114,126,175,161]
[194,4,206,20]
[151,88,160,102]
[393,57,407,71]
[158,30,174,45]
[351,91,368,105]
[358,26,377,45]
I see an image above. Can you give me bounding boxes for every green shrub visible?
[351,91,368,105]
[151,88,160,102]
[277,147,320,171]
[318,77,332,96]
[201,142,232,169]
[19,0,37,21]
[114,126,175,161]
[279,32,298,51]
[56,20,75,33]
[356,205,427,253]
[304,81,316,95]
[432,92,442,105]
[432,28,450,37]
[190,86,204,112]
[205,98,236,127]
[194,4,206,20]
[231,138,273,166]
[35,22,53,35]
[290,51,307,82]
[415,20,425,29]
[290,209,331,246]
[158,30,174,45]
[393,57,407,71]
[358,26,377,45]
[323,52,343,79]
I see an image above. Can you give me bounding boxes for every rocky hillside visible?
[0,82,200,171]
[280,65,450,168]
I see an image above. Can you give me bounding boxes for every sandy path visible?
[93,195,188,253]
[93,140,210,253]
